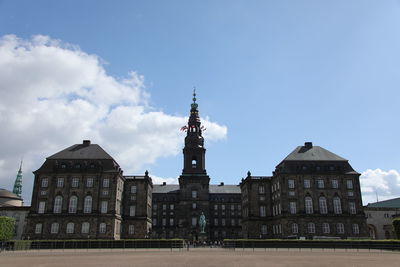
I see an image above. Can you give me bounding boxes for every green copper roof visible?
[12,160,23,197]
[366,197,400,208]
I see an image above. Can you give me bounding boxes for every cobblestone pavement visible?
[1,248,399,267]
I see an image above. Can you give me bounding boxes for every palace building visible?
[25,93,368,240]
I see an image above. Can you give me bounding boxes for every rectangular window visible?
[162,204,167,210]
[191,217,197,226]
[259,185,265,194]
[99,223,106,234]
[192,203,197,210]
[317,179,324,189]
[221,205,225,210]
[260,205,266,217]
[35,223,42,234]
[346,180,353,189]
[191,190,197,199]
[66,223,74,234]
[131,185,137,194]
[349,202,356,214]
[261,225,267,235]
[170,204,174,210]
[38,201,46,214]
[337,223,345,234]
[131,195,136,201]
[308,223,315,234]
[230,205,235,211]
[231,219,235,226]
[102,190,109,196]
[101,201,108,214]
[129,225,135,235]
[214,218,218,226]
[289,191,295,196]
[288,179,295,189]
[86,178,93,188]
[348,191,354,197]
[103,178,110,188]
[162,218,166,226]
[331,179,338,189]
[81,222,90,234]
[57,178,64,188]
[40,190,47,196]
[153,218,157,226]
[51,223,59,234]
[153,204,157,210]
[41,178,48,188]
[71,177,79,188]
[214,204,218,210]
[292,223,298,234]
[289,202,297,214]
[130,205,136,216]
[304,179,311,188]
[322,223,330,234]
[352,224,359,235]
[170,218,174,226]
[221,218,226,226]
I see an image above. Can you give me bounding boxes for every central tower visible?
[182,90,206,175]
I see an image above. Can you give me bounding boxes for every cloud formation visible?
[0,35,227,202]
[360,169,400,204]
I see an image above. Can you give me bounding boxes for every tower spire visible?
[13,160,23,197]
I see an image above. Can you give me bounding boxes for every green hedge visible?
[0,216,15,241]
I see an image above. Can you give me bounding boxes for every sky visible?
[0,0,399,205]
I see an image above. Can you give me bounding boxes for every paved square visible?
[1,248,400,267]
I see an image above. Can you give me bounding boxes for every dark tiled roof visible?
[209,185,241,194]
[48,143,114,160]
[365,197,400,208]
[283,145,347,162]
[152,184,241,194]
[0,188,22,200]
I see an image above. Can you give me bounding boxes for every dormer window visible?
[75,163,81,169]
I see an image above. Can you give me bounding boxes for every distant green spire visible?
[191,87,198,109]
[12,160,23,197]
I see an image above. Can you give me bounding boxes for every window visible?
[101,201,108,214]
[289,202,297,214]
[69,196,78,213]
[170,218,174,226]
[317,179,324,189]
[103,178,109,188]
[352,224,359,235]
[82,222,90,234]
[260,205,266,217]
[131,185,137,194]
[40,190,47,196]
[57,178,64,188]
[191,190,197,199]
[305,197,313,214]
[333,197,342,214]
[130,205,136,216]
[192,159,197,168]
[348,191,354,197]
[66,222,74,234]
[162,204,167,210]
[214,218,218,226]
[259,185,265,194]
[337,223,344,234]
[346,180,353,189]
[222,204,225,210]
[50,223,59,234]
[221,218,226,226]
[38,201,46,214]
[331,179,338,189]
[308,223,315,234]
[231,219,235,226]
[319,197,327,214]
[83,196,92,213]
[288,179,295,189]
[289,191,295,196]
[131,195,136,201]
[152,218,157,226]
[322,223,330,234]
[99,223,106,234]
[35,223,42,234]
[192,203,197,210]
[214,204,218,210]
[170,204,174,210]
[71,177,79,188]
[129,225,135,235]
[102,190,109,196]
[53,196,63,213]
[192,217,197,226]
[75,163,81,169]
[162,218,166,226]
[86,178,93,188]
[41,178,48,188]
[349,202,356,214]
[261,225,267,235]
[292,223,298,234]
[230,205,235,211]
[304,179,311,188]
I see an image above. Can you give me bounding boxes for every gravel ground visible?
[1,248,399,267]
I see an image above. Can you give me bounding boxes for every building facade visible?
[25,93,368,240]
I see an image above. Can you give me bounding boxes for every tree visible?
[393,218,400,239]
[0,216,15,241]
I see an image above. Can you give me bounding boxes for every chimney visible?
[304,142,313,148]
[219,182,224,186]
[162,182,166,186]
[83,140,91,146]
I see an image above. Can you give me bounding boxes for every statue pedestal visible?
[198,232,208,243]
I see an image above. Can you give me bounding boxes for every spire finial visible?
[13,159,23,197]
[191,87,198,109]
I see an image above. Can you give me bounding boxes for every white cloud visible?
[150,174,179,185]
[360,169,400,205]
[0,34,227,203]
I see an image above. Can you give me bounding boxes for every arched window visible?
[53,195,63,214]
[99,223,106,234]
[192,159,197,168]
[322,223,330,234]
[66,222,74,234]
[305,196,313,214]
[51,222,59,234]
[319,197,328,214]
[337,223,344,234]
[292,223,298,234]
[81,222,90,234]
[333,196,342,214]
[84,196,92,213]
[69,196,78,213]
[307,222,315,234]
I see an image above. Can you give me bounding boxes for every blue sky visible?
[0,0,399,204]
